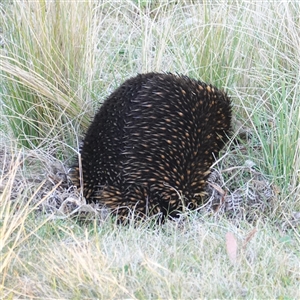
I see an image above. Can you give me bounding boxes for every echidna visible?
[71,72,231,221]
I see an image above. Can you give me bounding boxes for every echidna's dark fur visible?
[71,72,231,221]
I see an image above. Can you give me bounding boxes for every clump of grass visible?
[0,147,56,294]
[232,2,300,212]
[0,0,99,149]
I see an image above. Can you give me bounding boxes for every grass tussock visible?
[0,0,300,298]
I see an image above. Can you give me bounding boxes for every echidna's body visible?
[71,73,231,221]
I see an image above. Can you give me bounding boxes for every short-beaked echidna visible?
[71,72,231,221]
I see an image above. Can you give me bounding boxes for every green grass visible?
[0,0,300,298]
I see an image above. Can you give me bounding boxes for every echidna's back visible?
[71,73,231,221]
